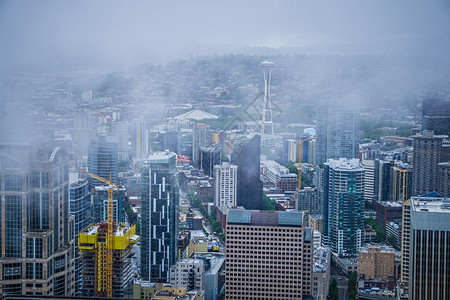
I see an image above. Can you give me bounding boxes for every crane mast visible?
[87,171,118,298]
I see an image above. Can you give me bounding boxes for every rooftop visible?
[325,158,365,171]
[227,209,303,227]
[172,109,218,121]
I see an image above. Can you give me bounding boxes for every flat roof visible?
[227,209,303,227]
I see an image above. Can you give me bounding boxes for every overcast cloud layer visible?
[1,0,450,70]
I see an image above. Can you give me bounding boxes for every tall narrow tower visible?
[260,60,275,135]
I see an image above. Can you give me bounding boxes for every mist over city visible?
[0,1,449,299]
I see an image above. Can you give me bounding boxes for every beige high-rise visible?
[225,210,312,299]
[358,246,395,280]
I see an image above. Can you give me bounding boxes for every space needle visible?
[260,60,275,135]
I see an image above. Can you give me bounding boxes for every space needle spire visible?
[260,60,275,135]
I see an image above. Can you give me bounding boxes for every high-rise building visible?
[111,121,129,163]
[406,194,450,299]
[296,187,323,224]
[361,160,375,202]
[323,158,364,255]
[412,131,447,196]
[391,163,412,202]
[169,259,205,291]
[0,145,75,296]
[225,210,312,299]
[192,124,211,168]
[87,135,118,189]
[214,162,238,212]
[315,101,359,165]
[78,223,139,297]
[400,198,412,283]
[230,134,263,210]
[133,119,150,158]
[358,246,395,280]
[422,99,450,135]
[438,161,450,197]
[164,130,181,154]
[283,139,297,163]
[199,147,221,178]
[141,151,179,282]
[374,159,393,202]
[69,179,91,295]
[91,186,126,223]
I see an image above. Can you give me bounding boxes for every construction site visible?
[78,222,140,298]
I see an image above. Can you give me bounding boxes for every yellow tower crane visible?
[87,171,118,298]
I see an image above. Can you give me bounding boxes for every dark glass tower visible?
[231,134,263,210]
[140,151,178,282]
[422,99,450,135]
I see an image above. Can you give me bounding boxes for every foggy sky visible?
[1,0,450,71]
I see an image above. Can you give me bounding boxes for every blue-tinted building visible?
[69,179,91,295]
[323,158,365,256]
[91,185,125,223]
[87,136,118,189]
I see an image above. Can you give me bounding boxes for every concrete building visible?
[296,187,323,223]
[386,221,402,249]
[400,199,412,283]
[361,160,375,202]
[412,131,447,196]
[407,194,450,300]
[69,179,91,295]
[214,162,238,212]
[0,145,75,296]
[193,254,225,300]
[358,246,396,280]
[132,119,150,158]
[315,100,359,165]
[391,163,412,202]
[225,209,312,299]
[283,139,297,163]
[170,259,204,291]
[309,214,323,234]
[375,201,402,228]
[312,246,331,300]
[438,161,450,197]
[78,223,139,297]
[192,124,211,168]
[141,151,179,283]
[323,158,364,255]
[261,160,297,192]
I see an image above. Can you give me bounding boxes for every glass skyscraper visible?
[69,179,91,295]
[87,135,118,189]
[323,158,365,256]
[140,151,178,282]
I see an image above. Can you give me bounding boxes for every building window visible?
[5,174,22,191]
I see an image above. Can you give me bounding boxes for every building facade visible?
[412,131,446,196]
[358,246,395,280]
[87,135,118,189]
[169,258,204,291]
[315,101,359,165]
[296,187,323,223]
[225,209,312,299]
[141,151,179,282]
[422,99,450,135]
[214,162,238,212]
[323,158,364,255]
[69,179,91,295]
[408,194,450,300]
[0,145,75,296]
[91,186,126,223]
[438,161,450,197]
